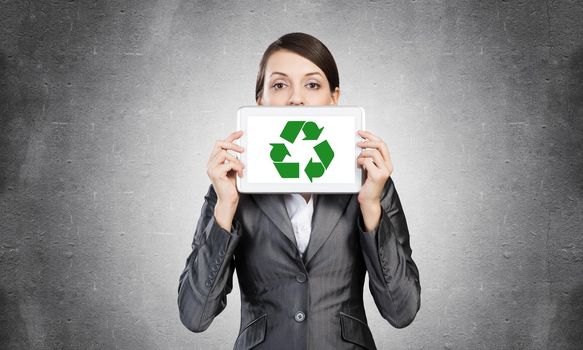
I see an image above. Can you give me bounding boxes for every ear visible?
[330,87,340,105]
[257,96,263,105]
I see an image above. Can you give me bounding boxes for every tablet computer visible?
[235,106,365,193]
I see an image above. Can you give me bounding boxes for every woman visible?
[178,32,420,350]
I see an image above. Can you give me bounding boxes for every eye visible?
[272,81,287,90]
[306,82,321,89]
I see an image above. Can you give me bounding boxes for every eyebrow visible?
[269,71,323,78]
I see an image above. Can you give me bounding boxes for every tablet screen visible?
[245,115,356,184]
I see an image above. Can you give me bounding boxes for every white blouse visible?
[283,193,314,257]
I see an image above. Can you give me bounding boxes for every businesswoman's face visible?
[257,49,340,106]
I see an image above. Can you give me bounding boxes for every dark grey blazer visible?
[178,178,421,349]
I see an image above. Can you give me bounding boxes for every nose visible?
[288,86,304,106]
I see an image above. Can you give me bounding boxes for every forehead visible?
[265,50,324,77]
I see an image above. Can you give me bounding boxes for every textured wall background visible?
[1,0,582,349]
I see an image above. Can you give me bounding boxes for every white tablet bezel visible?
[235,105,365,193]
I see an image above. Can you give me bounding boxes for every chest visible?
[233,194,364,291]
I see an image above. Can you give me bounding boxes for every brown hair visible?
[255,32,340,102]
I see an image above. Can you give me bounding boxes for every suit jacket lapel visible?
[251,193,297,248]
[303,193,353,266]
[251,192,353,266]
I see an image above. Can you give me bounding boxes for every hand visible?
[356,130,393,205]
[206,130,245,230]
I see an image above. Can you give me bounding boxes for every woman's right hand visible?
[206,130,245,231]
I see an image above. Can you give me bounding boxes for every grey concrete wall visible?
[1,0,581,349]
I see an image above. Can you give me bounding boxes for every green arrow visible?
[304,158,325,182]
[280,121,305,143]
[269,143,291,162]
[302,121,324,140]
[313,140,334,168]
[274,162,300,178]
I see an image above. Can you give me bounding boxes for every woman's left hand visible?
[356,130,393,205]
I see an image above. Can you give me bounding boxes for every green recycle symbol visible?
[269,121,334,182]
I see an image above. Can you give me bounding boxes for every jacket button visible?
[296,273,307,283]
[294,311,305,322]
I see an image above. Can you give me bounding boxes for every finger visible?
[209,140,245,161]
[208,140,245,167]
[357,130,381,142]
[356,157,370,170]
[208,149,226,168]
[357,157,380,176]
[225,130,244,143]
[209,130,245,160]
[213,160,245,179]
[209,150,245,170]
[217,152,245,172]
[357,140,391,163]
[358,149,388,171]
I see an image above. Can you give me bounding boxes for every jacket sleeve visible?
[177,184,241,332]
[357,177,421,328]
